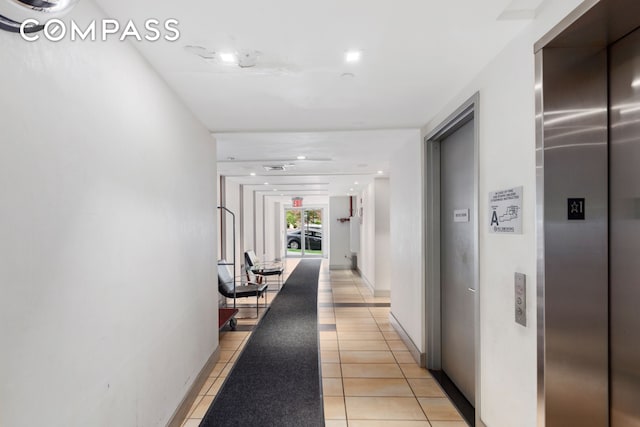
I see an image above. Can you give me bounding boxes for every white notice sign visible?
[489,186,523,234]
[454,209,470,223]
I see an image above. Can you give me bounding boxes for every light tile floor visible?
[180,259,469,427]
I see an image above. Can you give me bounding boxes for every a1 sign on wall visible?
[292,197,303,208]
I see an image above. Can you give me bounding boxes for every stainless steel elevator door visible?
[610,27,640,427]
[440,119,476,404]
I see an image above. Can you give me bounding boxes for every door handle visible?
[468,288,476,293]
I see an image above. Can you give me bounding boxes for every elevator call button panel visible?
[515,273,526,327]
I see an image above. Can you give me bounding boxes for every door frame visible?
[424,92,484,426]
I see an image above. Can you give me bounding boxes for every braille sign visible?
[454,209,470,223]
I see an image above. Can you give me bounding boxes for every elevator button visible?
[515,273,526,327]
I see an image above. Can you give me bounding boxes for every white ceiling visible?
[217,129,419,196]
[95,0,545,197]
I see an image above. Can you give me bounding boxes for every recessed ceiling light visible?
[220,52,237,63]
[250,172,256,176]
[377,170,384,174]
[350,188,354,191]
[345,50,362,63]
[273,189,278,191]
[264,182,269,185]
[297,155,307,160]
[354,181,359,185]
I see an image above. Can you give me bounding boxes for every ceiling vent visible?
[263,165,287,172]
[0,0,79,33]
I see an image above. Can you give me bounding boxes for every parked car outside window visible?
[287,227,322,250]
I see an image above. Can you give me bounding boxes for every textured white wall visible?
[329,196,352,269]
[254,194,265,256]
[374,179,391,293]
[422,2,586,426]
[358,183,376,289]
[263,197,277,261]
[358,180,391,295]
[0,2,218,426]
[242,186,254,262]
[220,180,242,270]
[389,132,424,349]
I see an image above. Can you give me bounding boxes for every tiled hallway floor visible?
[180,259,468,427]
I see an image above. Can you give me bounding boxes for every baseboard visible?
[359,271,375,294]
[166,347,220,427]
[358,270,390,298]
[389,312,426,367]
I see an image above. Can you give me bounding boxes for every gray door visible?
[610,28,640,427]
[440,119,476,404]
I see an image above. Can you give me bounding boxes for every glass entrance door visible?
[285,208,323,258]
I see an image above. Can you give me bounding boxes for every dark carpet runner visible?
[200,259,324,427]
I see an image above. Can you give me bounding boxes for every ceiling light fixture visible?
[345,50,362,63]
[237,49,261,68]
[264,164,291,171]
[220,52,237,63]
[264,182,269,185]
[250,172,256,176]
[354,181,359,185]
[377,170,384,174]
[0,0,79,33]
[297,155,307,160]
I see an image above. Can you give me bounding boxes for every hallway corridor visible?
[180,261,467,426]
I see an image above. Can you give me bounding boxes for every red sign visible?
[292,197,303,208]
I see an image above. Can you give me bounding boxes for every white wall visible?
[242,185,254,262]
[0,2,218,426]
[329,196,352,269]
[272,201,283,260]
[359,183,376,287]
[359,179,391,295]
[389,132,424,349]
[374,179,391,293]
[254,193,265,256]
[220,179,242,272]
[420,2,586,426]
[263,197,278,261]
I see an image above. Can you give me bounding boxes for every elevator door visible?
[440,119,476,405]
[610,28,640,427]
